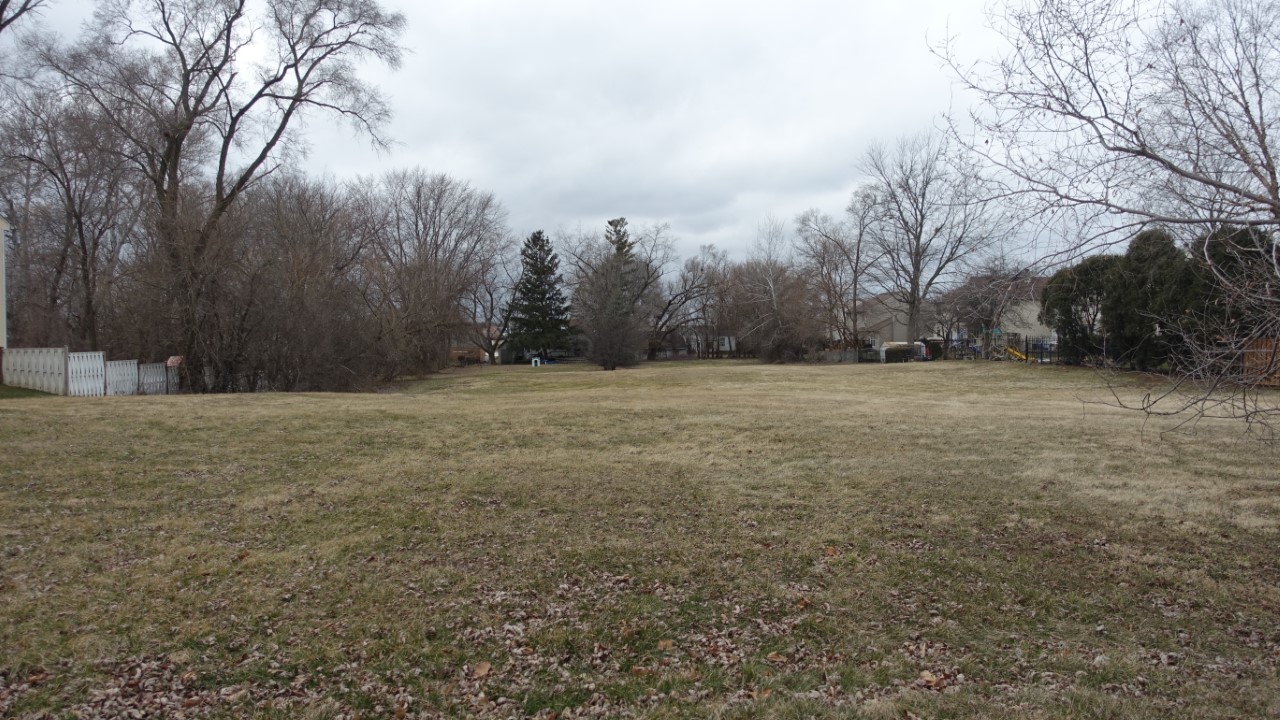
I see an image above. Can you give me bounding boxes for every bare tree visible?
[929,289,966,359]
[639,229,715,360]
[685,244,730,358]
[0,0,45,37]
[462,238,518,364]
[563,220,671,301]
[944,0,1280,431]
[795,187,880,357]
[951,256,1039,356]
[861,133,995,341]
[570,218,650,369]
[355,169,509,376]
[1,157,69,347]
[944,0,1280,237]
[733,217,823,362]
[3,83,142,351]
[238,174,377,389]
[34,0,405,390]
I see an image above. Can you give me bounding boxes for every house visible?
[929,275,1057,355]
[990,276,1055,340]
[859,293,935,347]
[685,331,740,358]
[448,324,505,365]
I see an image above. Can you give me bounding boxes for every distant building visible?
[859,293,926,347]
[448,324,505,365]
[685,331,739,358]
[858,277,1057,355]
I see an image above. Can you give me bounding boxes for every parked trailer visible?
[879,342,929,363]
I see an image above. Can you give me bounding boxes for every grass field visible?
[0,384,50,400]
[1,361,1278,719]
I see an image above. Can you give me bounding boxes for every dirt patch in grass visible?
[1,362,1277,718]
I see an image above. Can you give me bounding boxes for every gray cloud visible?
[30,0,998,258]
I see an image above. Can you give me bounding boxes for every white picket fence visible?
[3,347,177,396]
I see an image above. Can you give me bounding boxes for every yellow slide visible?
[1006,346,1028,362]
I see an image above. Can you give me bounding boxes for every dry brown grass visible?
[1,361,1278,718]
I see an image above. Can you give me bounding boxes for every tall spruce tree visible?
[578,218,647,370]
[508,231,571,357]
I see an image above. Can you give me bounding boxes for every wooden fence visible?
[138,363,170,395]
[68,351,106,397]
[106,360,139,396]
[2,347,177,396]
[1,347,67,394]
[1244,339,1280,387]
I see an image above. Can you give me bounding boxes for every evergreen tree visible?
[578,218,646,370]
[1186,226,1276,337]
[605,217,634,256]
[1040,254,1120,364]
[508,231,571,357]
[1101,228,1188,370]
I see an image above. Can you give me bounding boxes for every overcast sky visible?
[35,0,999,259]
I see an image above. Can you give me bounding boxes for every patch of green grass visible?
[0,384,51,399]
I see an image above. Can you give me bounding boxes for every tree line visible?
[498,132,1002,370]
[1041,227,1277,373]
[2,0,1006,387]
[3,0,1278,428]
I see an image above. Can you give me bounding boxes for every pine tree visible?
[605,217,634,256]
[1039,254,1119,364]
[508,231,571,357]
[579,218,646,370]
[1101,228,1188,370]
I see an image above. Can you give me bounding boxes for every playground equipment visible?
[1005,345,1029,362]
